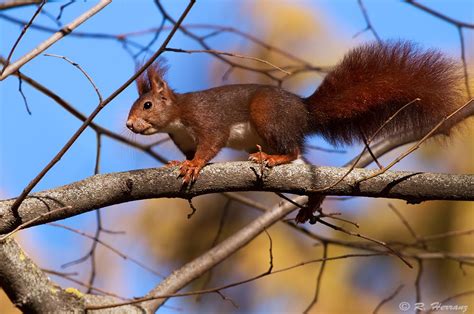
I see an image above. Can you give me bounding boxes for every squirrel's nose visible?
[126,120,135,132]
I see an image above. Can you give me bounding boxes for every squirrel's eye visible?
[143,101,152,110]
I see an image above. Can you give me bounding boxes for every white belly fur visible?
[164,120,196,152]
[226,122,264,151]
[166,121,264,153]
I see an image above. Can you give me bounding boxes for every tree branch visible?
[0,238,148,313]
[0,0,41,11]
[1,162,472,234]
[0,0,112,80]
[0,238,83,312]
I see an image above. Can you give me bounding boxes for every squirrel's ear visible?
[136,72,149,95]
[147,62,168,93]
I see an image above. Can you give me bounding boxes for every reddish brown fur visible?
[306,41,463,144]
[249,88,308,155]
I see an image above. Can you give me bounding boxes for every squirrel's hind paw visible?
[248,151,298,167]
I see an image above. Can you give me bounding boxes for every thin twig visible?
[303,243,328,313]
[0,206,71,241]
[388,203,421,242]
[316,98,420,192]
[56,0,75,21]
[187,198,197,219]
[404,0,474,28]
[414,259,423,313]
[165,47,291,75]
[354,0,382,42]
[134,14,166,59]
[196,200,231,302]
[1,0,46,73]
[49,223,165,278]
[457,27,472,98]
[17,72,32,114]
[0,0,112,80]
[373,284,404,314]
[358,99,473,183]
[44,53,103,102]
[361,131,383,169]
[316,218,413,268]
[43,268,125,299]
[86,252,383,311]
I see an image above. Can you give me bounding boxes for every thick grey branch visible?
[0,238,83,312]
[1,162,472,234]
[0,238,149,313]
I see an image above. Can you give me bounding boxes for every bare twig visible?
[388,204,419,241]
[56,0,75,21]
[49,223,165,278]
[196,199,231,302]
[414,259,423,313]
[354,0,382,42]
[457,27,472,98]
[303,243,328,313]
[17,72,32,114]
[44,53,103,102]
[187,198,197,219]
[0,0,112,80]
[404,0,474,28]
[165,47,291,75]
[0,206,71,241]
[358,99,473,183]
[316,218,412,268]
[86,252,383,311]
[404,0,473,98]
[1,0,46,72]
[43,268,125,299]
[373,284,404,314]
[134,14,166,59]
[0,0,42,10]
[316,98,420,192]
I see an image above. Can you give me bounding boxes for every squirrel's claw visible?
[178,159,205,185]
[248,152,277,167]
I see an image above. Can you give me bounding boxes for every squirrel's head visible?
[126,61,178,135]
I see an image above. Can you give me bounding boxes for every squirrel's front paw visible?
[178,159,205,185]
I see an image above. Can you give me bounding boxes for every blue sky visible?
[1,0,473,309]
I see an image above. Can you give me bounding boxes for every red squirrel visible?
[127,41,462,216]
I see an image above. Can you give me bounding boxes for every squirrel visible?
[126,41,462,222]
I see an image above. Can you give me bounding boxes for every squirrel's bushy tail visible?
[305,41,463,144]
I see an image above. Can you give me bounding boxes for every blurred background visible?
[1,0,473,313]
